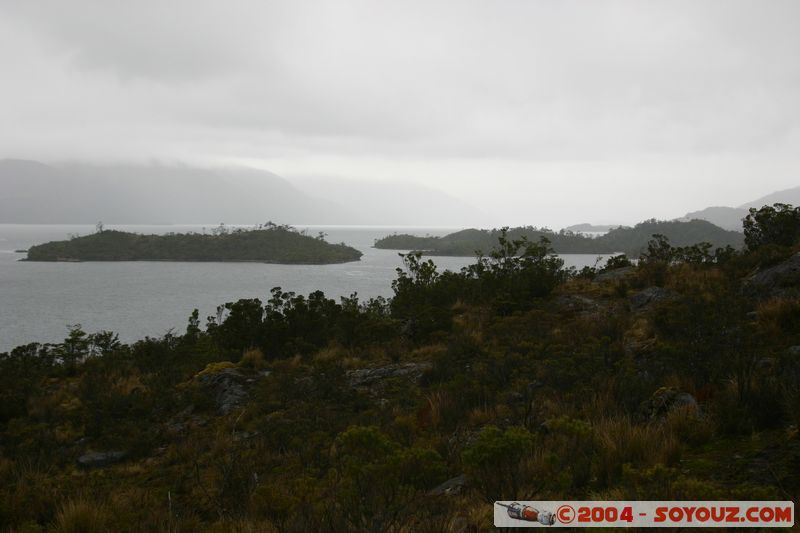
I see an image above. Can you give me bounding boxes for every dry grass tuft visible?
[240,348,266,370]
[755,297,800,337]
[593,416,680,485]
[419,389,452,430]
[53,498,108,533]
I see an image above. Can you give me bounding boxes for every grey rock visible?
[746,253,800,298]
[347,363,431,388]
[595,266,636,283]
[429,474,468,496]
[507,391,525,402]
[640,387,698,420]
[625,337,657,358]
[756,357,775,370]
[447,429,481,451]
[554,295,600,313]
[630,287,674,310]
[526,380,542,393]
[787,346,800,357]
[400,318,418,337]
[233,430,260,441]
[166,405,195,433]
[77,450,126,469]
[197,367,269,415]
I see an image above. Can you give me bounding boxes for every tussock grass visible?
[755,297,800,337]
[239,348,266,370]
[53,498,108,533]
[593,416,680,486]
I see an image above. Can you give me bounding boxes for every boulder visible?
[746,252,800,298]
[165,405,203,435]
[196,367,270,415]
[554,295,600,314]
[429,474,468,496]
[595,266,636,283]
[640,387,698,420]
[630,287,674,310]
[347,363,431,388]
[77,450,127,469]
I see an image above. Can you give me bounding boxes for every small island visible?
[24,225,363,264]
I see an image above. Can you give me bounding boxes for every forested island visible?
[375,218,743,256]
[2,204,800,531]
[23,224,363,264]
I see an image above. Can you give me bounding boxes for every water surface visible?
[0,224,609,351]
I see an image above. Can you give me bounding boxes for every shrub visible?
[602,254,633,271]
[330,426,446,531]
[462,425,538,500]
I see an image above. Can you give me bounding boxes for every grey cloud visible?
[3,0,799,153]
[0,0,799,225]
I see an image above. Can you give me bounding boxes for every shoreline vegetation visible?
[22,223,363,264]
[2,204,800,530]
[374,218,744,256]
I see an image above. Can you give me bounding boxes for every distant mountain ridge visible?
[0,159,484,226]
[683,185,800,231]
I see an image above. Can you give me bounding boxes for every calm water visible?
[0,224,610,352]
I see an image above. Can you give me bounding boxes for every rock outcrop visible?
[630,287,675,310]
[745,252,800,298]
[196,367,270,415]
[554,295,601,314]
[429,474,468,496]
[595,266,636,283]
[77,450,127,469]
[639,387,698,420]
[346,363,431,388]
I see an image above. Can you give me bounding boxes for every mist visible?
[0,0,798,227]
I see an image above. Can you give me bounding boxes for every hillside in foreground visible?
[2,204,800,531]
[375,219,743,256]
[24,225,363,264]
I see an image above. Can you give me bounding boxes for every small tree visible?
[640,234,674,263]
[58,324,90,374]
[185,309,201,339]
[465,228,565,311]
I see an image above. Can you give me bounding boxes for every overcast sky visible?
[1,0,798,227]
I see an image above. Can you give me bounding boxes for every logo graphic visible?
[495,501,794,528]
[557,504,576,524]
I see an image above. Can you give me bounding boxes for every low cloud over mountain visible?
[0,159,484,226]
